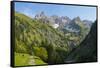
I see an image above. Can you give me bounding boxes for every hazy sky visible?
[14,2,97,21]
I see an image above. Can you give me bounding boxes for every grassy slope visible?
[14,12,71,66]
[15,53,30,66]
[15,53,46,66]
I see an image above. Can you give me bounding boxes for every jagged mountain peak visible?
[34,12,71,29]
[73,16,81,22]
[37,11,45,15]
[83,20,93,25]
[39,11,45,16]
[35,11,46,19]
[83,20,93,28]
[61,16,70,19]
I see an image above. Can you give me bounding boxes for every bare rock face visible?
[34,11,71,28]
[34,12,91,34]
[35,11,46,19]
[83,20,93,28]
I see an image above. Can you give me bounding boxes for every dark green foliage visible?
[33,46,48,62]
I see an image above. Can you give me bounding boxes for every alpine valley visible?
[14,11,97,66]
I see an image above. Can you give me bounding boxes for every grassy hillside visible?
[15,53,46,66]
[14,12,71,66]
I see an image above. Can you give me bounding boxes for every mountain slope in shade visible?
[65,21,97,63]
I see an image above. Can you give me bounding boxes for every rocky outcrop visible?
[65,21,97,63]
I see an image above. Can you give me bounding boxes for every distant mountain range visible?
[83,20,93,28]
[34,11,93,34]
